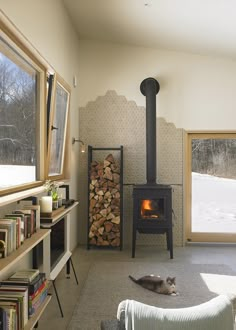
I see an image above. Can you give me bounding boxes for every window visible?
[185,132,236,243]
[0,26,46,195]
[0,14,70,196]
[47,75,70,179]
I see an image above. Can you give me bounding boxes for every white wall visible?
[78,40,236,130]
[0,0,81,250]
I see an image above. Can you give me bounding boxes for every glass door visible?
[186,133,236,242]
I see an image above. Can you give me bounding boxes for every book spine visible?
[29,285,48,316]
[29,280,47,301]
[28,273,46,295]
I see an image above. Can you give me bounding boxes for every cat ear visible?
[166,277,175,284]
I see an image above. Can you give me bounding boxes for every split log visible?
[88,152,121,247]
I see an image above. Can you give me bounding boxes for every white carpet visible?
[68,262,236,330]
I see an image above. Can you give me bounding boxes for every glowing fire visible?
[141,199,159,218]
[142,200,152,211]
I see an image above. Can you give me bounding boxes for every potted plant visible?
[44,180,59,210]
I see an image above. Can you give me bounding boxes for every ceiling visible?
[63,0,236,60]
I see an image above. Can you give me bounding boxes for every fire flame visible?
[142,200,152,210]
[141,199,159,218]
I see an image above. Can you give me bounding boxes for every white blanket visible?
[117,295,234,330]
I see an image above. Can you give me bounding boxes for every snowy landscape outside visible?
[192,172,236,233]
[0,165,35,188]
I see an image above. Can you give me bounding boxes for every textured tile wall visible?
[78,91,184,248]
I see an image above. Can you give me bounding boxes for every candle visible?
[40,196,52,213]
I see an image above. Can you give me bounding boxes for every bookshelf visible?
[0,187,61,329]
[40,201,78,281]
[0,228,51,329]
[0,182,77,323]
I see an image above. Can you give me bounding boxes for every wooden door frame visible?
[185,131,236,243]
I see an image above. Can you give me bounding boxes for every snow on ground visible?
[0,165,35,188]
[192,172,236,233]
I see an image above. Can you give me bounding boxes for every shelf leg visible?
[34,321,39,328]
[70,257,79,285]
[52,280,64,317]
[66,259,70,279]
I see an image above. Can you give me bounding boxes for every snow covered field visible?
[0,165,35,188]
[192,172,236,233]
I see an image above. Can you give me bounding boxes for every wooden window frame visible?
[0,17,47,196]
[185,131,236,243]
[0,12,70,196]
[46,74,70,181]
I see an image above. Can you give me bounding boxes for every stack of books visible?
[0,269,48,328]
[0,204,40,258]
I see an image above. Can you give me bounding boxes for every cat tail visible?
[129,275,138,283]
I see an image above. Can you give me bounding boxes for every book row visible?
[0,204,40,258]
[0,269,48,329]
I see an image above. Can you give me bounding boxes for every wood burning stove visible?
[132,184,173,258]
[132,78,173,259]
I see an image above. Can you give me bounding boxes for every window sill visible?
[0,186,45,207]
[0,180,69,208]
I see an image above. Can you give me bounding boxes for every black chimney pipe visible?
[140,77,160,184]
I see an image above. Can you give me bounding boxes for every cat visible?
[129,274,178,295]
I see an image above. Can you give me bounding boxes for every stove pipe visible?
[140,77,160,184]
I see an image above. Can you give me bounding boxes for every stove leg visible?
[132,227,136,258]
[166,230,170,251]
[166,229,173,259]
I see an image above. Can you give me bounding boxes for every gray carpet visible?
[68,261,236,330]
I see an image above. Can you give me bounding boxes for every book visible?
[0,219,16,255]
[6,213,25,244]
[0,286,28,327]
[0,306,15,330]
[0,297,20,329]
[28,273,46,295]
[9,269,40,283]
[29,280,47,301]
[18,205,40,232]
[0,272,46,296]
[0,306,6,330]
[0,229,8,258]
[13,210,35,238]
[19,209,35,235]
[29,283,48,317]
[4,215,22,249]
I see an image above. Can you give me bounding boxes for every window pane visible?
[48,82,69,176]
[191,138,236,233]
[0,37,38,188]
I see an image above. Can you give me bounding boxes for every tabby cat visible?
[129,274,177,295]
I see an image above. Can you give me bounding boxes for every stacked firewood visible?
[89,154,121,247]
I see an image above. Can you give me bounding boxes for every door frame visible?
[185,131,236,243]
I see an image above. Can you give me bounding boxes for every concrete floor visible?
[37,244,236,330]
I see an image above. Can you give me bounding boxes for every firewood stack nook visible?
[88,153,122,247]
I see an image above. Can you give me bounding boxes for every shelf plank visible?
[24,295,52,330]
[0,229,51,273]
[0,186,45,207]
[40,201,79,227]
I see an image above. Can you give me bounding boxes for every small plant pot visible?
[58,197,63,208]
[52,200,59,210]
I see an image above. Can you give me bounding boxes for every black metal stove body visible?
[132,78,173,259]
